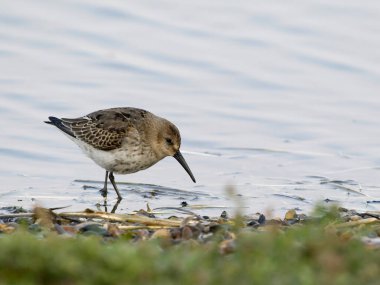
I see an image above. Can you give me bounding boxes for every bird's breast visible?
[110,146,159,174]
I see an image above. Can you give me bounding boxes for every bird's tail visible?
[45,116,75,137]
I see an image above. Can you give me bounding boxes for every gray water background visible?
[1,0,380,217]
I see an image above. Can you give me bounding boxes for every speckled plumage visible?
[45,107,195,200]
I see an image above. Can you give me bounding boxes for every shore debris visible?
[1,206,380,252]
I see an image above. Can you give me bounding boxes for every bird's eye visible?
[165,138,173,145]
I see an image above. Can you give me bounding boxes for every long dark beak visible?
[173,151,196,183]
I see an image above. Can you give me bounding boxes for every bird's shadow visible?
[77,179,210,199]
[77,179,214,214]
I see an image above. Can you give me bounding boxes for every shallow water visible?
[1,0,380,217]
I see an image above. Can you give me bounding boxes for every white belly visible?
[72,137,159,174]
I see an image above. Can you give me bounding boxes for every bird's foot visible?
[99,188,107,198]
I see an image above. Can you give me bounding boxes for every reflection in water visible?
[101,199,121,214]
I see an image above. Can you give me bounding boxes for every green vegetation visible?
[0,207,379,285]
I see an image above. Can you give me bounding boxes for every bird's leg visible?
[99,171,109,197]
[109,172,122,200]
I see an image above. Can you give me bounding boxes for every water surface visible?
[1,0,380,216]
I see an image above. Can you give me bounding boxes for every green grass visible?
[0,215,379,285]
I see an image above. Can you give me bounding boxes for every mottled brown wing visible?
[60,109,139,151]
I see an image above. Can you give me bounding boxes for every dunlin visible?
[45,107,196,200]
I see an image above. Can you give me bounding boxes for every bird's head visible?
[152,118,196,183]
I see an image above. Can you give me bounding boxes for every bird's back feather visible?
[45,108,151,151]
